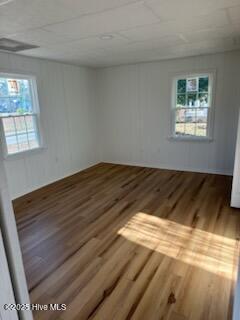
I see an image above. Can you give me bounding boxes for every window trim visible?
[0,72,43,158]
[170,71,216,142]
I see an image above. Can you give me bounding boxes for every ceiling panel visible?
[102,35,186,55]
[7,29,73,46]
[56,0,140,16]
[44,2,159,39]
[0,0,139,30]
[0,0,239,67]
[119,10,230,42]
[0,13,26,36]
[145,0,240,21]
[23,46,101,61]
[0,0,78,30]
[22,33,131,56]
[183,26,237,43]
[60,34,131,51]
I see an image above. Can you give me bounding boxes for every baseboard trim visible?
[13,160,233,203]
[102,160,233,176]
[12,161,100,201]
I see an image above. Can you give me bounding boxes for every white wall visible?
[97,51,240,175]
[231,111,240,207]
[1,51,240,199]
[0,52,98,199]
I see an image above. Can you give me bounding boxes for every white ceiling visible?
[0,0,240,67]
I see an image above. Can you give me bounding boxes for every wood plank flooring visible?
[13,163,240,320]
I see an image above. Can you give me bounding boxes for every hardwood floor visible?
[13,163,240,320]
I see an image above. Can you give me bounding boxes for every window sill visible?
[168,135,213,142]
[3,146,46,160]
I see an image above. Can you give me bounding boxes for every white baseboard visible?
[12,161,99,200]
[12,160,233,200]
[102,160,233,176]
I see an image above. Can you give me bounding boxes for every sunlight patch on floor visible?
[118,212,238,281]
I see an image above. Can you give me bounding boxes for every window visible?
[0,73,42,156]
[171,73,214,140]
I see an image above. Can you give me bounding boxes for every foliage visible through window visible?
[173,74,212,138]
[0,75,41,155]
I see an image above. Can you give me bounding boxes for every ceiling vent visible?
[0,38,39,52]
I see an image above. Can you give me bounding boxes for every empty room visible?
[0,1,240,320]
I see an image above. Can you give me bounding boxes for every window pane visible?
[9,96,22,115]
[0,77,33,115]
[8,96,32,115]
[15,116,27,133]
[19,80,31,96]
[2,117,15,135]
[185,123,196,136]
[199,93,209,107]
[2,115,40,155]
[17,133,29,152]
[187,94,197,107]
[29,131,39,149]
[187,78,198,92]
[196,123,207,137]
[175,109,185,135]
[177,79,186,93]
[185,108,196,123]
[25,115,34,131]
[176,109,185,122]
[196,108,208,123]
[25,115,39,149]
[14,116,29,151]
[0,79,8,96]
[0,75,41,155]
[2,117,18,154]
[175,123,185,135]
[22,95,32,113]
[199,77,209,92]
[0,98,10,114]
[6,135,19,154]
[177,94,186,107]
[173,74,211,139]
[175,109,198,136]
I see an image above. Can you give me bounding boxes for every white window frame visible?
[170,71,215,141]
[0,72,43,158]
